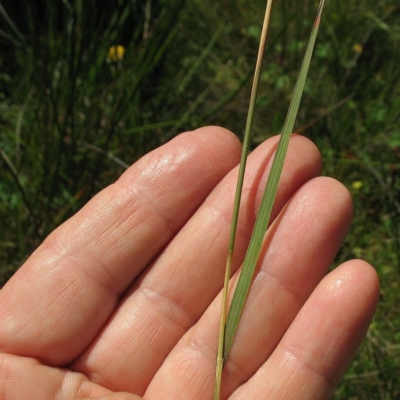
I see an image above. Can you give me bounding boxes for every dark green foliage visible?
[0,0,202,266]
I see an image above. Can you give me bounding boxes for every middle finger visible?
[72,135,322,394]
[146,177,352,399]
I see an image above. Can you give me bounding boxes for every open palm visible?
[0,127,379,400]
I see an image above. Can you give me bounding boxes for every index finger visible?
[0,126,241,365]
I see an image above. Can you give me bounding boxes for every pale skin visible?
[0,126,379,400]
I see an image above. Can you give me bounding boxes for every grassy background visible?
[1,0,399,398]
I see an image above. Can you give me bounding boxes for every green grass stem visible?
[214,1,275,399]
[223,0,325,362]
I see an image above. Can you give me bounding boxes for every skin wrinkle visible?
[90,184,171,291]
[0,353,9,400]
[165,355,211,400]
[148,244,222,310]
[203,183,257,246]
[79,349,125,388]
[0,128,380,400]
[145,178,352,400]
[222,349,253,391]
[223,276,302,392]
[40,193,144,297]
[0,354,112,400]
[72,276,202,394]
[231,347,334,400]
[184,319,218,364]
[253,269,307,318]
[115,309,154,357]
[57,368,80,400]
[0,364,14,400]
[283,348,337,392]
[154,204,229,281]
[173,341,215,398]
[48,234,119,303]
[228,186,341,358]
[0,242,118,365]
[58,129,239,300]
[262,178,352,272]
[79,186,169,292]
[133,208,230,325]
[116,298,156,341]
[36,254,107,328]
[136,284,195,334]
[34,130,228,310]
[115,179,177,240]
[62,368,110,400]
[244,264,378,400]
[88,189,152,247]
[0,203,120,356]
[76,334,136,392]
[257,232,303,295]
[134,154,292,333]
[151,266,244,398]
[148,308,221,398]
[0,277,76,357]
[187,212,229,267]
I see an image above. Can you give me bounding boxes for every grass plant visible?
[214,1,325,397]
[215,2,275,396]
[0,0,237,274]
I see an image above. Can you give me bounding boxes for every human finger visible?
[0,352,111,400]
[81,394,143,400]
[72,134,322,394]
[231,260,379,400]
[0,127,241,365]
[143,177,355,399]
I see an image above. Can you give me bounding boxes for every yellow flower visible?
[352,43,363,54]
[352,181,363,190]
[107,45,125,62]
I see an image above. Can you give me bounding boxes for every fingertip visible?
[254,133,323,172]
[311,176,354,230]
[188,125,242,161]
[192,125,240,143]
[288,134,323,177]
[334,259,380,309]
[291,133,323,164]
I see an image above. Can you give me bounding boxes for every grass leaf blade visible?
[214,1,275,398]
[223,0,326,361]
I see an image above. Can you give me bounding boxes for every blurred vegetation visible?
[0,0,399,398]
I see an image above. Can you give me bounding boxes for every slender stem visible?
[223,0,326,361]
[214,1,275,399]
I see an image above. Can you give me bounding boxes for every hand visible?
[0,126,379,400]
